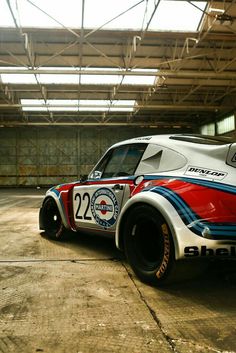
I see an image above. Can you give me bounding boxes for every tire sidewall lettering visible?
[156,223,171,279]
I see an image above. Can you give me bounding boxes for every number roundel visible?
[90,188,119,228]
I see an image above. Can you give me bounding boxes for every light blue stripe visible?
[150,186,236,238]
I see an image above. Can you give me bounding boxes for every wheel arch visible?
[40,193,69,230]
[116,201,144,250]
[116,193,180,259]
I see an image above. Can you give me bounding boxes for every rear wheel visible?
[123,204,175,285]
[41,198,66,240]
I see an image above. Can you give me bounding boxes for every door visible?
[72,142,147,234]
[73,183,128,233]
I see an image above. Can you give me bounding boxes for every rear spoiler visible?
[227,143,236,168]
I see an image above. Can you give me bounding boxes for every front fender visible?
[40,186,73,230]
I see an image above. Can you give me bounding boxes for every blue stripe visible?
[149,185,236,240]
[51,188,67,220]
[144,175,236,195]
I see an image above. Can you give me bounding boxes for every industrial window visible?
[217,114,235,135]
[200,123,216,136]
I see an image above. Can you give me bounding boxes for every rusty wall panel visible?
[80,128,101,176]
[37,128,78,185]
[17,129,38,186]
[0,129,17,185]
[0,126,154,186]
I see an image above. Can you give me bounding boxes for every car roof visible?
[112,134,235,149]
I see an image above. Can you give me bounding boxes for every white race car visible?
[39,134,236,285]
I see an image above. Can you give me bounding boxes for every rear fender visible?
[116,191,180,259]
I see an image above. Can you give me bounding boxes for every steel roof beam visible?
[0,103,223,111]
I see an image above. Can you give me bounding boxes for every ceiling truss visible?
[0,0,236,130]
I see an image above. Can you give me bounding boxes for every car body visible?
[39,134,236,285]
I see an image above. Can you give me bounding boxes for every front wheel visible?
[40,197,66,241]
[123,204,175,285]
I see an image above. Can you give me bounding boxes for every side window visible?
[102,146,127,178]
[103,144,146,178]
[89,151,111,179]
[89,143,147,179]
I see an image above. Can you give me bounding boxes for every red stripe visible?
[140,179,236,223]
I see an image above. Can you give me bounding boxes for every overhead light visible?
[1,67,157,86]
[20,99,136,112]
[209,8,224,14]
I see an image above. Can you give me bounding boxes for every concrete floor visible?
[1,189,236,353]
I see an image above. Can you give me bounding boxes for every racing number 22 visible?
[74,192,92,220]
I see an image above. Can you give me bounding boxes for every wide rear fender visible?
[116,191,181,258]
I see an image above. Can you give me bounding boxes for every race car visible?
[39,134,236,285]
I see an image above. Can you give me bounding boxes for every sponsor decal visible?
[90,188,119,229]
[156,223,171,279]
[185,166,227,180]
[184,245,236,257]
[93,170,102,179]
[135,136,152,141]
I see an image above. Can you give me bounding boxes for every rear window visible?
[170,134,235,145]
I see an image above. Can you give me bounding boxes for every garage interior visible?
[0,0,236,186]
[0,1,236,352]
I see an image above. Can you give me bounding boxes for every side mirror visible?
[80,174,88,183]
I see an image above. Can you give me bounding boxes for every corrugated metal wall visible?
[0,126,156,186]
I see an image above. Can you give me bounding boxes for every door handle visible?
[112,184,124,191]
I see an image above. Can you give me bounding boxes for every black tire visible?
[41,197,66,241]
[123,204,175,285]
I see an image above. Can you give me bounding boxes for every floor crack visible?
[122,261,179,353]
[122,262,236,353]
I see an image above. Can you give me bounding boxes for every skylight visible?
[20,99,136,112]
[1,67,157,86]
[0,0,82,28]
[21,99,78,111]
[0,0,207,32]
[1,73,38,84]
[148,1,207,31]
